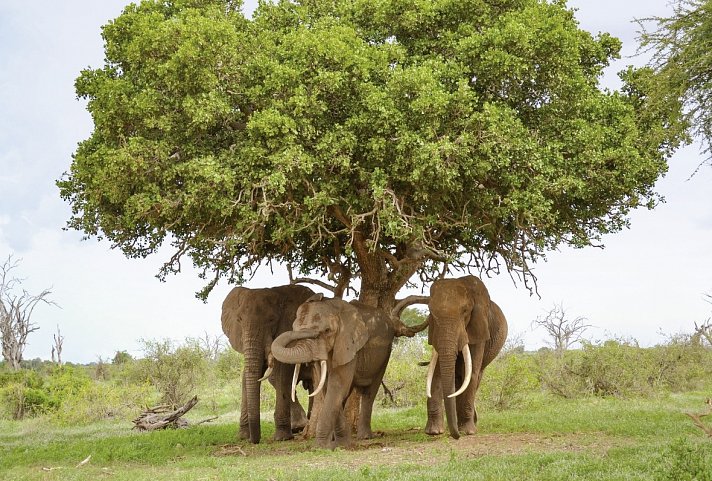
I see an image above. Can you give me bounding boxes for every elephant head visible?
[427,275,497,439]
[220,284,314,444]
[271,294,369,401]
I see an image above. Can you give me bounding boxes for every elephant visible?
[270,294,396,449]
[221,284,315,444]
[425,275,508,439]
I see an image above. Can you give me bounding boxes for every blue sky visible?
[1,0,711,363]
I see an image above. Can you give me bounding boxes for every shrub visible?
[479,353,540,410]
[215,347,243,383]
[52,381,154,425]
[126,339,209,407]
[380,336,430,407]
[45,365,92,406]
[654,438,712,481]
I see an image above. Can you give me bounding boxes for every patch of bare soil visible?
[213,429,633,467]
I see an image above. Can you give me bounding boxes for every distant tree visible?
[0,256,56,370]
[59,0,687,309]
[638,0,712,168]
[532,303,591,356]
[112,350,133,365]
[196,332,224,362]
[51,325,64,366]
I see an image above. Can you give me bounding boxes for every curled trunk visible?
[272,330,326,364]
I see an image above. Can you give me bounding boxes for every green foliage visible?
[0,370,51,420]
[214,346,242,382]
[125,339,209,407]
[479,352,539,410]
[639,0,712,164]
[654,438,712,481]
[538,337,712,398]
[112,350,133,365]
[380,336,429,407]
[52,381,153,426]
[59,0,687,299]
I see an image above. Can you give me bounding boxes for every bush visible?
[125,339,209,407]
[380,336,430,407]
[215,347,243,383]
[654,438,712,481]
[52,381,153,425]
[479,353,540,410]
[0,367,92,419]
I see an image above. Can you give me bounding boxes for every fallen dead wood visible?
[133,396,199,431]
[684,398,712,437]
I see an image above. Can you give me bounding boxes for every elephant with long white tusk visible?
[271,294,403,449]
[424,275,508,439]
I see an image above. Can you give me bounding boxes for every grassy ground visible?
[2,391,711,481]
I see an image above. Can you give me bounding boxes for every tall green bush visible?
[126,339,209,407]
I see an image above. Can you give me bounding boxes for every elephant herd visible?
[220,275,508,449]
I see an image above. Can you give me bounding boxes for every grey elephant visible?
[221,284,314,444]
[425,275,508,439]
[270,294,395,449]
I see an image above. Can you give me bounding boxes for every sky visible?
[0,0,710,363]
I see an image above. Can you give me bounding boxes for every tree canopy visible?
[59,0,687,307]
[639,0,711,169]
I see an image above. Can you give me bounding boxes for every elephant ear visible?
[332,303,368,367]
[221,287,245,353]
[305,292,324,303]
[465,276,491,343]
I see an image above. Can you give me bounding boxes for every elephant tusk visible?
[309,360,328,398]
[291,363,301,403]
[448,344,472,399]
[257,365,273,383]
[426,350,438,398]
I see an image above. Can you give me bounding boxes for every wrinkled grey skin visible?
[426,276,508,439]
[271,295,395,449]
[221,284,314,444]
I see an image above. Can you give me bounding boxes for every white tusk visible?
[309,360,328,398]
[426,350,438,399]
[258,365,273,382]
[291,363,300,403]
[448,344,472,398]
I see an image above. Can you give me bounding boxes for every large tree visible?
[639,0,711,168]
[59,0,686,309]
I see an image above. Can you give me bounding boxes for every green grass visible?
[2,391,711,481]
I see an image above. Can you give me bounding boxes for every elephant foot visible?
[291,415,308,433]
[356,428,374,440]
[458,419,477,435]
[273,428,295,441]
[238,427,250,440]
[425,419,445,436]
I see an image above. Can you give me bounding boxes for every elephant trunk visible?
[243,345,263,444]
[272,330,326,364]
[437,347,461,440]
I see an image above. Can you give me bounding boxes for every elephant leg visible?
[238,375,250,440]
[344,390,360,435]
[272,363,294,441]
[357,358,389,440]
[316,365,354,449]
[425,362,445,435]
[291,397,308,433]
[333,406,350,448]
[456,343,485,435]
